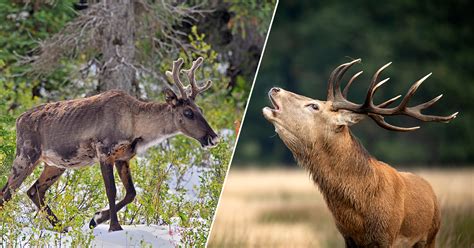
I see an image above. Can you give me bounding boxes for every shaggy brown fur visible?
[0,88,218,232]
[263,88,440,248]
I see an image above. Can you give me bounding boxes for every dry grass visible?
[207,167,474,248]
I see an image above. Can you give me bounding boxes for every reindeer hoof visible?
[109,224,123,232]
[89,211,103,229]
[89,218,97,229]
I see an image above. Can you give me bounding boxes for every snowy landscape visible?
[14,224,180,247]
[1,129,234,247]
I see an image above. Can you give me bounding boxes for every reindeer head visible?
[263,59,458,150]
[164,57,219,148]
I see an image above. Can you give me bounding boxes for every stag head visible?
[263,59,458,150]
[164,57,218,148]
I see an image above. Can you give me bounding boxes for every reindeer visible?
[263,59,458,248]
[0,57,219,232]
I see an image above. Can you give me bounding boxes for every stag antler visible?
[166,57,213,100]
[327,59,458,131]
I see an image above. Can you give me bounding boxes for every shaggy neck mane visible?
[135,100,170,114]
[131,99,178,143]
[293,127,378,210]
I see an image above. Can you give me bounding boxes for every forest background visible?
[0,0,276,246]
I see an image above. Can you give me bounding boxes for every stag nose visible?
[271,87,281,93]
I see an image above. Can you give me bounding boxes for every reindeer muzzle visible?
[199,133,219,148]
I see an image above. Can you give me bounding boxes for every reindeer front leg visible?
[99,159,123,232]
[90,160,136,228]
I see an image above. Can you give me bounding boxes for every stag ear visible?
[163,88,178,106]
[335,110,365,127]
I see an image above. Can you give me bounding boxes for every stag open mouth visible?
[263,88,283,122]
[268,93,280,111]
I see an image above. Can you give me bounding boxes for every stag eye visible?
[307,103,319,111]
[183,109,194,119]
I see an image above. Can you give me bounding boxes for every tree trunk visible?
[98,0,138,96]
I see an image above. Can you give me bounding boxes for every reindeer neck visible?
[295,127,377,207]
[133,102,178,143]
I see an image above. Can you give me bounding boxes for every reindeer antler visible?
[166,57,212,100]
[182,57,212,100]
[327,59,458,131]
[166,58,187,98]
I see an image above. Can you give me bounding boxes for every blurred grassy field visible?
[207,167,474,248]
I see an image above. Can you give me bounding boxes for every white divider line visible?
[204,1,281,246]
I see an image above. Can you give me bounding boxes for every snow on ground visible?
[12,224,180,247]
[92,224,179,247]
[6,129,236,247]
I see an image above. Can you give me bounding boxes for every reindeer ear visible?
[335,110,365,127]
[163,88,178,106]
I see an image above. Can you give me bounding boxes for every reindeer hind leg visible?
[0,147,41,207]
[27,164,65,229]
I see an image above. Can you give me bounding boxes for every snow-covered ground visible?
[13,224,180,247]
[5,162,207,247]
[92,224,179,247]
[4,129,235,247]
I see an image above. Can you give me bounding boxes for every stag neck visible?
[296,128,377,205]
[318,130,372,172]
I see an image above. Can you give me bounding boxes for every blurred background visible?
[209,0,473,247]
[236,0,473,165]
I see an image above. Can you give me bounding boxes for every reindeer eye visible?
[183,109,194,119]
[307,103,319,111]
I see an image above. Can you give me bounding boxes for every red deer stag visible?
[263,59,458,247]
[0,57,219,232]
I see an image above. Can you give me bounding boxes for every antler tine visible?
[406,110,458,122]
[368,114,420,132]
[166,58,187,99]
[411,94,443,111]
[184,57,203,95]
[334,59,361,100]
[372,78,390,93]
[377,95,401,108]
[330,59,368,111]
[364,62,392,107]
[327,62,351,101]
[365,77,391,107]
[404,93,458,122]
[396,73,431,111]
[343,71,363,98]
[183,57,213,99]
